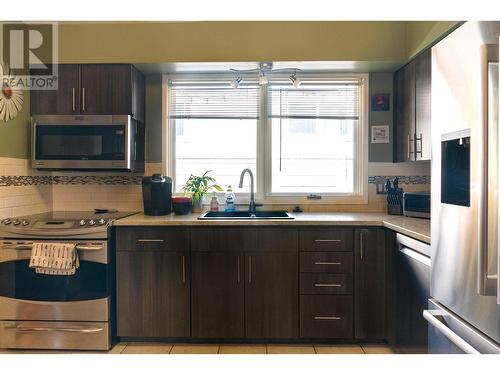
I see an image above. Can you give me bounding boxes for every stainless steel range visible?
[0,210,135,351]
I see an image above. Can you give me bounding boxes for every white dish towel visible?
[29,243,80,276]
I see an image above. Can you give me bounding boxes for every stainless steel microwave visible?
[31,115,144,172]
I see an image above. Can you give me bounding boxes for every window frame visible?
[163,72,369,205]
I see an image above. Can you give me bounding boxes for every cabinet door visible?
[395,61,416,162]
[191,252,244,338]
[415,48,432,161]
[354,228,386,339]
[30,64,80,114]
[116,251,190,338]
[80,64,132,115]
[245,252,299,338]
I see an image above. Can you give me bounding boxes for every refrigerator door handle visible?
[423,310,480,354]
[479,45,498,297]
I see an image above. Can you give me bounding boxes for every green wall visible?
[369,73,394,162]
[145,75,163,163]
[0,92,30,159]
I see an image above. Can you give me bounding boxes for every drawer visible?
[300,295,353,338]
[299,228,353,252]
[115,227,190,252]
[300,273,352,295]
[300,252,353,273]
[0,321,110,350]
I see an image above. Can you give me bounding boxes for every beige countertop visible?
[114,211,431,244]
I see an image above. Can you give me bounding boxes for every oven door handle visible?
[6,324,103,333]
[12,244,104,251]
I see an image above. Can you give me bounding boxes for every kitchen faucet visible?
[239,168,256,212]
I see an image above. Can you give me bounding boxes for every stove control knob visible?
[21,220,29,226]
[2,218,11,225]
[13,219,21,226]
[98,218,107,225]
[79,220,86,226]
[88,220,96,226]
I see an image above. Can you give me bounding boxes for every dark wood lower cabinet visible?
[191,252,245,338]
[245,252,299,338]
[116,251,190,338]
[354,228,387,339]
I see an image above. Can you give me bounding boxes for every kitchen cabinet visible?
[354,228,386,339]
[191,251,245,338]
[299,227,354,339]
[115,227,190,338]
[30,64,145,122]
[245,251,299,338]
[394,48,431,161]
[191,227,299,339]
[30,64,80,115]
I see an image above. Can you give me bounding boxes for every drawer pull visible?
[313,316,341,320]
[314,239,341,242]
[313,262,341,265]
[6,325,103,333]
[138,239,165,243]
[314,283,342,288]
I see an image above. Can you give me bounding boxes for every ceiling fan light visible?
[230,76,242,88]
[290,74,301,88]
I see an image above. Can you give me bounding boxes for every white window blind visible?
[169,80,260,120]
[269,83,360,120]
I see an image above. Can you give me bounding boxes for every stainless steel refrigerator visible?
[428,21,500,354]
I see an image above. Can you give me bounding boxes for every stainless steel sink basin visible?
[198,211,294,220]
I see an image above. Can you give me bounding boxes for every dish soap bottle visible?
[225,186,236,212]
[210,192,219,212]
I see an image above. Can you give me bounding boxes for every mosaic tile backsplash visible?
[0,158,431,214]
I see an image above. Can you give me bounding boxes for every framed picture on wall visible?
[371,93,390,111]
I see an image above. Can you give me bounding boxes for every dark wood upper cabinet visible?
[30,64,80,115]
[394,48,431,162]
[245,251,299,339]
[415,48,432,160]
[191,251,245,338]
[116,251,190,338]
[30,64,145,122]
[354,228,386,339]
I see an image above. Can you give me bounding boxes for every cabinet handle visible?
[314,239,341,242]
[360,232,364,260]
[248,255,252,284]
[137,239,164,243]
[416,133,423,156]
[314,261,341,266]
[314,283,342,287]
[314,316,341,320]
[82,87,86,111]
[72,88,76,112]
[237,255,241,284]
[182,255,186,284]
[407,134,415,159]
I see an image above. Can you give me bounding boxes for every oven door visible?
[31,114,132,170]
[0,240,110,322]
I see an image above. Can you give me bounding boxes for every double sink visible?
[198,211,294,220]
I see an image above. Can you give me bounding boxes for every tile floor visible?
[0,343,394,355]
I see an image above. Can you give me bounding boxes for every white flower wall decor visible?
[0,65,24,122]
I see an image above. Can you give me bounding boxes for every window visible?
[268,83,360,195]
[169,78,260,193]
[167,74,368,203]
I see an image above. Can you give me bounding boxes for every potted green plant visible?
[181,170,222,213]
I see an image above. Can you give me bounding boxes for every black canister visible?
[142,174,173,216]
